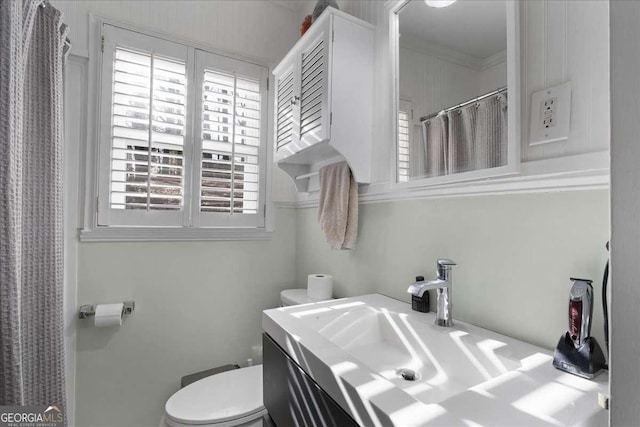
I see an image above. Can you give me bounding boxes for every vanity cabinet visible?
[273,8,373,192]
[263,333,359,427]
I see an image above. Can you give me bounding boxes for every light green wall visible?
[75,208,296,427]
[295,190,610,350]
[73,192,609,427]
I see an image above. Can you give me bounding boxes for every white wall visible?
[74,210,296,426]
[63,54,86,427]
[398,33,508,122]
[610,2,640,425]
[520,0,609,162]
[399,45,490,121]
[478,59,507,94]
[54,1,301,425]
[57,0,298,64]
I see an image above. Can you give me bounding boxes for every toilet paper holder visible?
[79,301,135,319]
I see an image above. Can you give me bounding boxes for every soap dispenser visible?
[411,276,429,312]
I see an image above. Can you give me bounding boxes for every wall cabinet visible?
[273,8,374,192]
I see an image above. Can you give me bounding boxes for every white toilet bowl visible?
[162,365,266,427]
[161,289,332,427]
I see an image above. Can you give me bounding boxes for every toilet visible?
[161,289,332,427]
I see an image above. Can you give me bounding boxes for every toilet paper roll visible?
[307,274,333,300]
[94,303,124,328]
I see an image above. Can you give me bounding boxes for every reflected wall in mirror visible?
[395,0,518,184]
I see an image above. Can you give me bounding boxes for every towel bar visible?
[295,171,319,180]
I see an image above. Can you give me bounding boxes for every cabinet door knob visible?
[291,95,300,105]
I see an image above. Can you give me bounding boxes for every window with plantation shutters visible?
[97,24,268,232]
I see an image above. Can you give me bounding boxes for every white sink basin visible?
[296,301,530,405]
[263,294,608,426]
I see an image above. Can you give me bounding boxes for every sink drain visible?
[396,368,420,381]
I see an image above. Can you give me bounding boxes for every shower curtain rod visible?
[419,86,507,123]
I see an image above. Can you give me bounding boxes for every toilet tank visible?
[280,289,332,306]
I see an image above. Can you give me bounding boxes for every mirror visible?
[394,0,518,185]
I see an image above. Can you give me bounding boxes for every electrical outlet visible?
[541,97,557,129]
[530,82,571,146]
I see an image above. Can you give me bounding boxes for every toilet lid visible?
[165,365,264,425]
[281,289,330,306]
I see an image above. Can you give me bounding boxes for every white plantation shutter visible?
[110,48,186,211]
[98,25,192,226]
[201,71,260,214]
[194,50,268,227]
[398,108,410,183]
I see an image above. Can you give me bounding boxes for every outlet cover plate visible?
[529,81,571,146]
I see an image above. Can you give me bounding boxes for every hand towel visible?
[318,162,358,250]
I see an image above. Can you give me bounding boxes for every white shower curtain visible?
[421,92,507,178]
[0,0,68,414]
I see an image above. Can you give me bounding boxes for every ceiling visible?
[269,0,314,13]
[399,0,506,60]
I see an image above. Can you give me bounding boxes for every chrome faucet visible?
[407,259,457,327]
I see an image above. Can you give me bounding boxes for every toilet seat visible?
[165,365,265,426]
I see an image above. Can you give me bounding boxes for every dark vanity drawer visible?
[263,333,359,427]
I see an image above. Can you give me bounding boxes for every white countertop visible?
[263,294,608,427]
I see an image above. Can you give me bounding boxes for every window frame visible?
[82,18,273,242]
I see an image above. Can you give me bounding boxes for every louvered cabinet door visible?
[297,20,331,148]
[274,60,296,156]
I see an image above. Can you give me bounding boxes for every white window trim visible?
[80,15,275,242]
[80,226,274,242]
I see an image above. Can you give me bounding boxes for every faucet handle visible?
[437,259,457,268]
[437,259,456,280]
